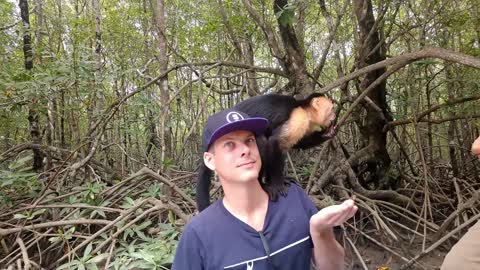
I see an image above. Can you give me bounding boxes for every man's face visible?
[472,136,480,159]
[204,130,262,184]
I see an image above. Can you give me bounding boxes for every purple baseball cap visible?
[202,109,268,151]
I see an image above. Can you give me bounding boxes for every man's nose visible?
[240,142,251,156]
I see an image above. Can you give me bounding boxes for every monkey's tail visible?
[196,162,212,212]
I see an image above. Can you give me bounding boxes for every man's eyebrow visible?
[219,136,234,141]
[218,134,253,142]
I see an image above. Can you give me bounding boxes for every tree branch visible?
[319,47,480,94]
[313,0,348,80]
[241,0,284,59]
[384,96,480,131]
[0,219,111,236]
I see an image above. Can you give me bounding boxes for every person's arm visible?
[309,199,357,270]
[171,224,205,270]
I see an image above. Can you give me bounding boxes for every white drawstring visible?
[246,261,254,270]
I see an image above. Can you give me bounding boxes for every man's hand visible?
[309,199,357,270]
[472,136,480,158]
[310,199,357,236]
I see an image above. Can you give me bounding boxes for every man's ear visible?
[203,152,216,171]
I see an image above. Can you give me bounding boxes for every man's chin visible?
[237,171,260,183]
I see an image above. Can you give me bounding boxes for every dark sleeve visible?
[171,223,205,270]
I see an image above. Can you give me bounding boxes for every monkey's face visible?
[311,97,336,128]
[203,130,262,184]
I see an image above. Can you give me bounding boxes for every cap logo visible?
[226,111,244,123]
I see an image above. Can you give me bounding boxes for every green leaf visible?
[14,213,27,219]
[135,230,149,241]
[57,260,80,270]
[32,209,46,217]
[48,236,61,243]
[87,263,98,270]
[9,155,33,170]
[275,3,296,27]
[84,243,93,258]
[90,253,109,264]
[136,221,152,230]
[168,210,175,225]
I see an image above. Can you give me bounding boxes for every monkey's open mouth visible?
[322,124,338,139]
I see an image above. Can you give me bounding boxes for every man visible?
[172,109,357,270]
[441,135,480,270]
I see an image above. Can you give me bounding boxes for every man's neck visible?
[222,179,269,231]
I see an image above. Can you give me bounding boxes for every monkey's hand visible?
[309,199,357,235]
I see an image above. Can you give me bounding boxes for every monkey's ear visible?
[203,152,216,171]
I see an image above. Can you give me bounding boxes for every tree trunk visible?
[19,0,33,70]
[273,0,313,95]
[37,0,54,170]
[155,0,171,168]
[20,0,43,171]
[60,88,66,148]
[446,80,459,178]
[242,37,261,96]
[35,0,44,61]
[425,67,434,163]
[143,0,160,161]
[218,1,259,96]
[351,0,391,187]
[89,0,103,126]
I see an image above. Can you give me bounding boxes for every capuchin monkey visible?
[196,93,337,212]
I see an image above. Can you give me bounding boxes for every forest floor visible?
[348,239,447,270]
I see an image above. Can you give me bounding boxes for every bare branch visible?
[433,188,480,242]
[399,212,480,270]
[0,21,21,31]
[55,199,149,264]
[319,47,480,94]
[313,0,348,80]
[0,219,112,236]
[241,0,284,59]
[335,60,408,129]
[15,238,30,270]
[218,0,243,55]
[384,96,480,131]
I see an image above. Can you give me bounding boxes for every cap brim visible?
[206,118,268,150]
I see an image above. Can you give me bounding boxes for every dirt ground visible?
[346,241,448,270]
